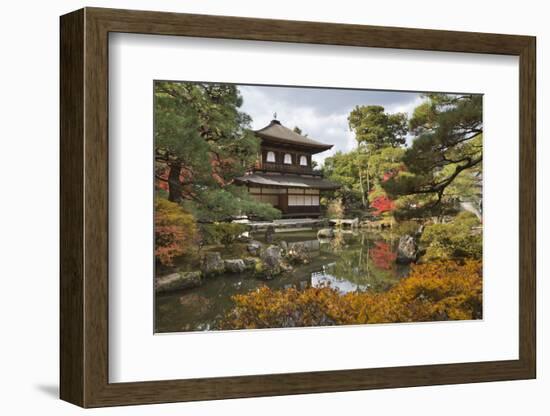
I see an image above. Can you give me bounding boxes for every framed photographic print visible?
[60,7,536,407]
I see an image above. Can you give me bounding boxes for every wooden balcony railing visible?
[255,162,321,176]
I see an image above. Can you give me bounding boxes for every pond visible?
[155,229,411,332]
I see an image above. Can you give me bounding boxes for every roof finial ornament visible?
[273,112,277,120]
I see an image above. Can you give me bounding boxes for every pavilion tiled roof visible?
[235,172,340,190]
[254,120,333,153]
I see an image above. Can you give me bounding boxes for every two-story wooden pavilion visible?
[236,119,340,218]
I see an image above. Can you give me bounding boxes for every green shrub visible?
[201,222,248,245]
[420,212,482,261]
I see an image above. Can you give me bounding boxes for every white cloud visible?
[239,85,426,165]
[386,95,425,118]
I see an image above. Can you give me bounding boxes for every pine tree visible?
[154,81,280,221]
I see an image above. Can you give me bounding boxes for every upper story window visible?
[299,155,308,166]
[266,151,276,163]
[284,153,292,164]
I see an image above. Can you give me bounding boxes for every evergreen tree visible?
[345,105,408,210]
[154,81,280,221]
[348,105,408,151]
[383,93,482,217]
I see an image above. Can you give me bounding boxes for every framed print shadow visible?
[60,7,536,408]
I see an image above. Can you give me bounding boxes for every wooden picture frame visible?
[60,7,536,408]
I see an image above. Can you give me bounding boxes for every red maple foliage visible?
[371,194,395,215]
[370,241,397,270]
[369,167,403,215]
[155,166,169,192]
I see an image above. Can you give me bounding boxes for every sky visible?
[238,84,425,165]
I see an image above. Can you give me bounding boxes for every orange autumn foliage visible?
[155,198,199,266]
[365,260,482,323]
[222,260,482,329]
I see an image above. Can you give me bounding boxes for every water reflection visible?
[312,266,370,293]
[156,229,411,332]
[315,232,409,293]
[288,239,320,251]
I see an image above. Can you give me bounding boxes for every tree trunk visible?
[359,168,367,209]
[167,163,182,202]
[366,167,370,200]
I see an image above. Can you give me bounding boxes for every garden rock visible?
[260,245,286,279]
[155,271,202,293]
[396,235,418,264]
[247,240,262,256]
[224,259,246,273]
[286,242,310,265]
[202,252,225,276]
[243,257,261,272]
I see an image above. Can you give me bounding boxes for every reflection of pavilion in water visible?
[285,237,371,294]
[311,267,370,293]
